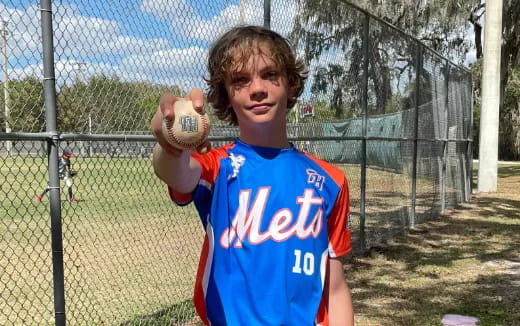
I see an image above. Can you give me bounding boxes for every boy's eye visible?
[231,76,248,85]
[264,71,279,79]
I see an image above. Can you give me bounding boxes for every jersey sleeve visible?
[327,176,352,258]
[168,146,229,206]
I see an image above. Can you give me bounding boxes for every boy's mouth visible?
[246,103,273,112]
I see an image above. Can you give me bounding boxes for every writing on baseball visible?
[162,100,210,150]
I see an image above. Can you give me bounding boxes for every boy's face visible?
[224,45,290,128]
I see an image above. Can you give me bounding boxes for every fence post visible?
[441,59,449,213]
[40,1,66,325]
[1,20,12,155]
[467,76,474,201]
[263,0,271,29]
[410,42,422,229]
[359,13,369,252]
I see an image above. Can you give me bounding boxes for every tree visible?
[57,76,182,133]
[290,0,457,120]
[467,0,520,160]
[292,0,520,159]
[347,0,480,61]
[0,76,45,132]
[290,1,366,119]
[501,65,520,159]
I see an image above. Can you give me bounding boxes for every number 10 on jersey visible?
[292,249,315,275]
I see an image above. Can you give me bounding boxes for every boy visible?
[151,25,354,325]
[36,148,77,203]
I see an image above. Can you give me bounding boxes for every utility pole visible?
[239,0,246,24]
[478,0,503,192]
[72,62,86,84]
[72,62,91,156]
[263,0,271,29]
[1,20,11,155]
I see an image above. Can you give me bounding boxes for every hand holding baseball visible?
[151,89,211,156]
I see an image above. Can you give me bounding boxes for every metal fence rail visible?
[1,0,472,325]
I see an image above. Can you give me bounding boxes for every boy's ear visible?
[225,100,232,110]
[288,85,298,101]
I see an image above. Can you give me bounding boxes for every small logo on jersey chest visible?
[228,153,246,180]
[306,169,325,191]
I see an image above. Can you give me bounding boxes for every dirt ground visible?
[347,163,520,326]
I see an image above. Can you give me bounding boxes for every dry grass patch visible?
[348,163,520,326]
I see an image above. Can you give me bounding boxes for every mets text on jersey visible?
[220,187,324,248]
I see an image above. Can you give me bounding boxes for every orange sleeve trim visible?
[327,179,352,257]
[315,257,330,326]
[166,143,233,205]
[302,152,346,187]
[193,236,210,325]
[168,187,192,205]
[192,143,233,184]
[300,152,352,257]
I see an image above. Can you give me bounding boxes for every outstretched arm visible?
[328,258,354,326]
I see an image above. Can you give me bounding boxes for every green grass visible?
[1,155,495,325]
[1,156,203,326]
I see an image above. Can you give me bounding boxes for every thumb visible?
[196,140,212,154]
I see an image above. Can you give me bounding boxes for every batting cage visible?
[0,0,472,324]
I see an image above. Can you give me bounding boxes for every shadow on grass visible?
[460,197,520,220]
[118,299,197,326]
[347,194,520,326]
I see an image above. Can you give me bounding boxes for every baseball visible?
[162,100,210,150]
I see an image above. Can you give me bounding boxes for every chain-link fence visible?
[0,0,472,325]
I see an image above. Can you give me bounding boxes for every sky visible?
[0,0,296,91]
[0,0,476,98]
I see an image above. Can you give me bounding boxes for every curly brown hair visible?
[206,25,308,126]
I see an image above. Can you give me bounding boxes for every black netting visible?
[419,49,448,140]
[414,141,445,224]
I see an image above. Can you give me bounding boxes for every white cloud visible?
[119,46,208,87]
[140,0,196,21]
[1,3,184,85]
[140,0,297,41]
[11,64,42,80]
[52,4,170,58]
[270,0,297,36]
[2,0,298,90]
[12,46,209,90]
[179,4,248,40]
[0,4,41,62]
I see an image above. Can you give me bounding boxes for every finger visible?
[159,92,178,120]
[151,108,184,157]
[196,140,212,154]
[186,88,204,112]
[150,108,164,138]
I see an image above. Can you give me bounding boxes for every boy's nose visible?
[249,78,267,101]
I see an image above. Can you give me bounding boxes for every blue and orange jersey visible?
[169,139,351,326]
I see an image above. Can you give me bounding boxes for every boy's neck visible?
[238,121,290,149]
